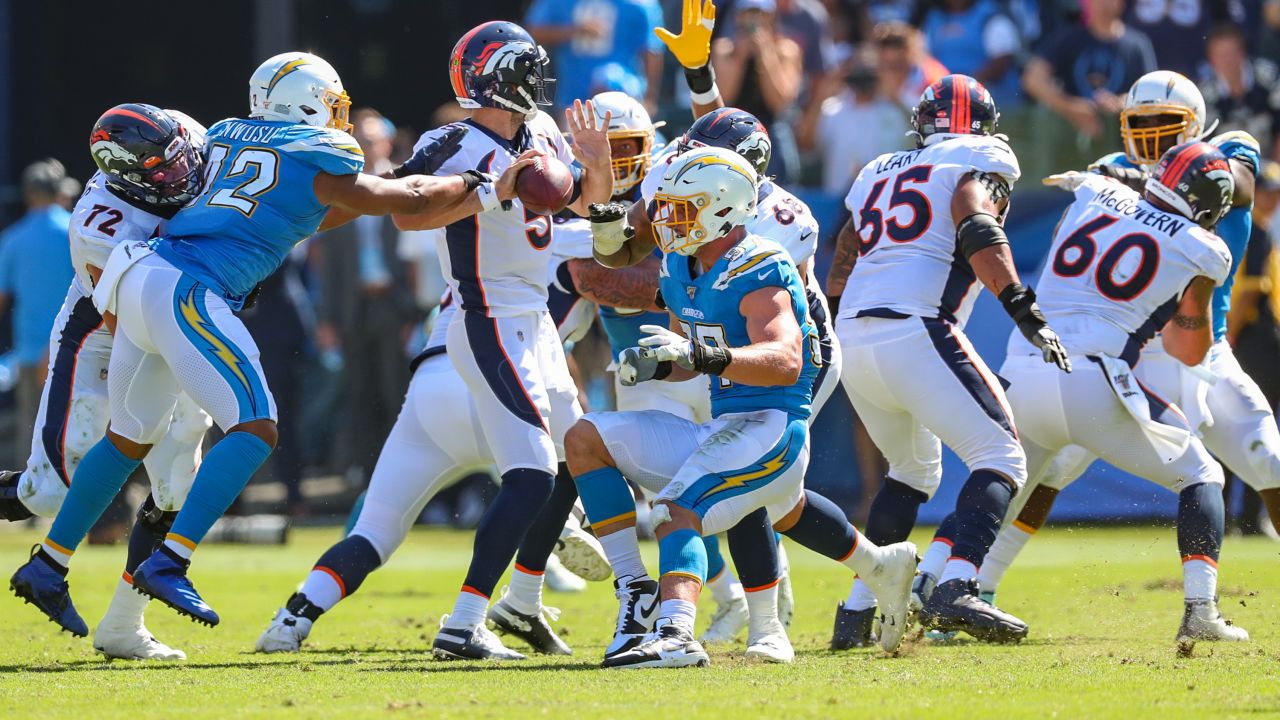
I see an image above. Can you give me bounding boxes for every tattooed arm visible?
[1161,276,1216,366]
[567,255,663,311]
[824,217,859,302]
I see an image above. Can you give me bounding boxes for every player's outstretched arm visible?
[567,255,663,311]
[1161,276,1216,365]
[389,153,539,231]
[656,0,724,119]
[591,200,657,267]
[314,172,470,228]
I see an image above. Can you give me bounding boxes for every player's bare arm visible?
[825,217,859,300]
[314,171,471,230]
[564,98,613,216]
[1161,275,1217,365]
[566,256,663,311]
[590,199,656,267]
[390,153,538,231]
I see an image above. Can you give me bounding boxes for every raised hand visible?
[655,0,716,69]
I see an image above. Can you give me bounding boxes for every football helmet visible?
[1121,71,1210,168]
[89,103,204,207]
[591,91,659,195]
[912,74,999,146]
[651,146,759,256]
[1144,141,1235,229]
[249,52,352,133]
[450,21,555,119]
[679,107,772,177]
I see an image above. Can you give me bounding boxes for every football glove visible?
[1088,162,1146,192]
[392,124,469,178]
[1041,171,1090,191]
[589,202,635,256]
[998,284,1072,373]
[618,346,663,386]
[655,0,716,70]
[638,324,733,375]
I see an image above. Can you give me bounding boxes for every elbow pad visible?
[956,213,1008,261]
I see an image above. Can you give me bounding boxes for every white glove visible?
[589,202,634,256]
[1041,171,1090,191]
[617,347,660,386]
[638,324,696,369]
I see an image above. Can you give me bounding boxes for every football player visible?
[1,104,211,658]
[567,147,917,668]
[388,21,614,661]
[11,51,484,633]
[825,74,1071,644]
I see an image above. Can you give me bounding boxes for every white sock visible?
[844,578,878,611]
[918,539,953,581]
[299,568,345,612]
[506,565,544,615]
[939,558,979,585]
[838,528,879,577]
[599,527,648,581]
[660,598,698,634]
[443,588,490,630]
[99,577,148,630]
[706,568,745,606]
[163,534,195,560]
[977,523,1034,593]
[1182,557,1218,602]
[745,583,779,627]
[40,539,72,568]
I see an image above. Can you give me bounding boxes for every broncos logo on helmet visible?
[681,107,773,177]
[450,21,556,118]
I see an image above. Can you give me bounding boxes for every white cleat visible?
[777,545,794,628]
[1177,599,1249,642]
[859,541,919,653]
[94,625,186,661]
[554,522,612,582]
[256,608,313,653]
[544,554,588,593]
[603,622,710,669]
[699,594,749,644]
[745,619,794,664]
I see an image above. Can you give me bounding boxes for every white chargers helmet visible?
[249,52,352,133]
[651,146,758,256]
[591,91,662,196]
[1120,70,1213,168]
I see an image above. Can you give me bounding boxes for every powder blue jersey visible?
[659,235,819,420]
[1095,134,1260,342]
[157,119,364,309]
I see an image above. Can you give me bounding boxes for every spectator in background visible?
[56,176,82,212]
[873,21,948,109]
[713,0,804,180]
[797,52,910,193]
[1122,0,1229,79]
[919,0,1023,108]
[725,0,834,90]
[526,0,665,112]
[313,110,417,483]
[0,160,74,464]
[1022,0,1155,141]
[1201,24,1280,160]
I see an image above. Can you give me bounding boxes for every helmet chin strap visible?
[1195,118,1220,141]
[492,87,538,120]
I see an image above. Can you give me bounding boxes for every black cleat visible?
[432,623,526,661]
[10,546,88,637]
[605,575,660,660]
[487,592,572,655]
[0,471,33,522]
[920,578,1028,643]
[602,621,709,669]
[830,601,877,650]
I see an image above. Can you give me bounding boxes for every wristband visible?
[998,283,1049,341]
[653,360,674,380]
[476,182,502,212]
[692,342,733,376]
[684,64,720,105]
[459,170,485,192]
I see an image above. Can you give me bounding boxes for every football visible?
[515,154,574,216]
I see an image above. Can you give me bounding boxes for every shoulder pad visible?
[712,239,790,291]
[961,136,1020,185]
[1186,226,1233,286]
[278,126,365,176]
[205,118,237,139]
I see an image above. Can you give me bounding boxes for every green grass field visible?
[0,525,1277,719]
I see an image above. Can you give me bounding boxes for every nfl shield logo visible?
[687,286,697,301]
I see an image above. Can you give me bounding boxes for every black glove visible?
[999,283,1072,372]
[1090,162,1146,192]
[392,124,469,178]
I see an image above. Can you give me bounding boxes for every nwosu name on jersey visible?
[1010,174,1231,366]
[837,134,1020,328]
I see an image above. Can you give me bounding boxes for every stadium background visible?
[0,0,1274,529]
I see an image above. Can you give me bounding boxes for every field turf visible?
[0,525,1277,719]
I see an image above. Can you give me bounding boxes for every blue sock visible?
[514,463,579,573]
[313,534,384,598]
[949,470,1014,567]
[573,466,635,527]
[781,489,858,561]
[169,432,272,546]
[865,478,929,544]
[1177,482,1224,562]
[659,527,708,583]
[726,507,779,590]
[46,439,142,553]
[462,467,554,596]
[703,534,727,581]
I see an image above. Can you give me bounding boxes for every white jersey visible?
[418,112,578,318]
[1009,174,1231,365]
[69,172,170,296]
[837,135,1021,327]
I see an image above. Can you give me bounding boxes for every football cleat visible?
[0,470,34,522]
[858,541,918,653]
[777,545,794,628]
[487,591,572,655]
[920,578,1028,643]
[131,547,219,627]
[94,624,186,661]
[432,620,527,661]
[553,522,611,582]
[10,547,88,637]
[603,621,710,669]
[700,594,748,644]
[607,575,661,658]
[1177,599,1249,642]
[745,616,794,664]
[256,609,313,653]
[830,601,877,650]
[910,572,938,618]
[979,590,996,605]
[544,554,587,593]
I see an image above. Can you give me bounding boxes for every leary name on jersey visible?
[838,135,1021,327]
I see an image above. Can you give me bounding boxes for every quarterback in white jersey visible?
[825,75,1069,644]
[995,143,1247,641]
[0,104,212,661]
[388,21,614,662]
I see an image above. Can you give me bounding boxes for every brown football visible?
[515,154,574,216]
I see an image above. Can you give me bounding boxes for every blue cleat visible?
[131,547,219,627]
[10,546,88,637]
